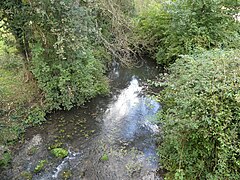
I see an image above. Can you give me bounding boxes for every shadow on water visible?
[5,59,163,180]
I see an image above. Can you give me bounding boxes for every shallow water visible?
[4,60,162,180]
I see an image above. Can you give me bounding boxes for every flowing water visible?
[3,60,162,180]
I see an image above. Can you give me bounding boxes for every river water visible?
[3,60,162,180]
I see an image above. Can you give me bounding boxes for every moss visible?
[51,148,68,158]
[34,160,47,173]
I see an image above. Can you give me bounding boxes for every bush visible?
[157,49,240,179]
[29,1,109,111]
[134,0,240,65]
[24,107,46,127]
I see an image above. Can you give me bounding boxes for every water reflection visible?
[104,77,142,128]
[103,76,160,138]
[48,75,161,179]
[4,59,162,180]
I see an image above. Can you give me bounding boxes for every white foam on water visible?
[52,150,81,179]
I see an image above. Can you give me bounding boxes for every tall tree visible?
[0,0,109,110]
[0,0,32,81]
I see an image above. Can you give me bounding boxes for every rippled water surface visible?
[4,60,162,180]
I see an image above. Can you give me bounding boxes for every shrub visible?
[134,0,240,65]
[157,49,240,179]
[1,0,110,112]
[24,107,46,127]
[29,1,109,111]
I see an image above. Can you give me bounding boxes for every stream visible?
[3,59,162,180]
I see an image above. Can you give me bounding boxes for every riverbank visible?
[1,59,163,180]
[0,38,41,168]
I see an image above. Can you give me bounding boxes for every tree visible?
[0,0,32,81]
[0,0,109,110]
[134,0,240,65]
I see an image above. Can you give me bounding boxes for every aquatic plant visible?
[48,142,63,150]
[20,171,32,180]
[51,148,68,159]
[101,153,109,161]
[27,147,38,156]
[34,160,47,173]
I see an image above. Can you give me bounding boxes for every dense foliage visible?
[157,49,240,179]
[0,31,40,146]
[1,0,240,178]
[0,0,111,167]
[30,1,109,110]
[96,0,135,65]
[0,0,109,111]
[134,0,240,65]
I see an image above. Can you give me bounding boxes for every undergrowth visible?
[156,49,240,179]
[0,35,41,168]
[134,0,240,65]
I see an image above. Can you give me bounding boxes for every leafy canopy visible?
[134,0,240,65]
[1,0,110,111]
